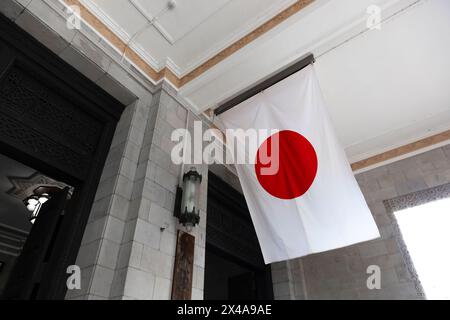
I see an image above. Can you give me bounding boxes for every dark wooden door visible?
[206,172,274,300]
[228,272,257,300]
[2,188,69,299]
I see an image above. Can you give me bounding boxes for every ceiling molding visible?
[80,0,163,71]
[345,108,450,164]
[152,20,176,45]
[122,0,301,78]
[60,0,447,171]
[80,0,131,42]
[62,0,316,89]
[128,41,162,71]
[178,0,422,112]
[64,0,127,56]
[178,0,298,77]
[128,0,176,45]
[165,57,182,77]
[351,130,450,172]
[178,0,315,87]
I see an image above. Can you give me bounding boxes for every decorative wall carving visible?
[0,67,102,154]
[0,64,105,180]
[172,231,195,300]
[6,172,68,201]
[385,182,450,212]
[0,112,89,179]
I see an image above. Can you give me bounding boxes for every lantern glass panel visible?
[181,175,200,214]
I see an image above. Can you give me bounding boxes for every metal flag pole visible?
[214,53,315,116]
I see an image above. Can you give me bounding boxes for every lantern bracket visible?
[174,186,183,219]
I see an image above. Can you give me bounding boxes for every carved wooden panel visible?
[172,231,195,300]
[0,111,89,179]
[0,64,104,180]
[0,67,102,153]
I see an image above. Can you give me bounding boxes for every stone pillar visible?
[65,98,150,300]
[67,87,208,300]
[271,259,307,300]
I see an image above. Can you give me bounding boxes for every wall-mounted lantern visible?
[174,168,202,231]
[23,186,62,224]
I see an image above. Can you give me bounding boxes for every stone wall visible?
[272,145,450,300]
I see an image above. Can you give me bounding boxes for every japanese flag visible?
[218,65,380,264]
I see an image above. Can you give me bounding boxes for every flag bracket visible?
[214,53,315,116]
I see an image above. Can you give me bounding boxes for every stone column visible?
[67,86,208,300]
[271,259,308,300]
[66,97,151,300]
[109,88,208,300]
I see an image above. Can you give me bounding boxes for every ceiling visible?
[67,0,450,162]
[0,154,68,233]
[0,154,35,233]
[79,0,302,75]
[315,0,450,162]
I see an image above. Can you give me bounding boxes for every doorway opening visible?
[204,172,273,300]
[0,153,72,297]
[394,196,450,300]
[205,246,265,300]
[0,13,124,298]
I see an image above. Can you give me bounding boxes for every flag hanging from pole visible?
[218,65,380,264]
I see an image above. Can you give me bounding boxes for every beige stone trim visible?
[351,130,450,171]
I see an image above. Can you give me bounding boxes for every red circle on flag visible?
[255,130,318,200]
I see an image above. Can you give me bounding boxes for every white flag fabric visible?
[218,65,380,264]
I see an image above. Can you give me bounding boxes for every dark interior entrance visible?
[0,154,72,297]
[0,14,124,299]
[205,172,273,300]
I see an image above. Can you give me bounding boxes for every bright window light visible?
[394,197,450,300]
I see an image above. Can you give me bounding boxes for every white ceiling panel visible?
[135,26,174,66]
[155,0,231,43]
[131,0,169,19]
[83,0,299,73]
[316,0,450,160]
[170,0,297,72]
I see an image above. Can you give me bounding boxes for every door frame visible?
[0,13,125,299]
[206,171,274,300]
